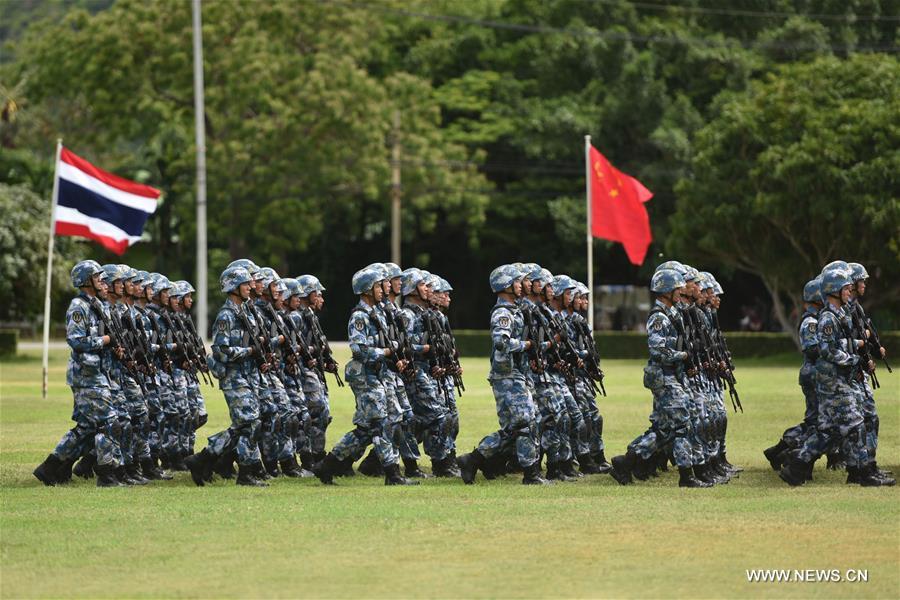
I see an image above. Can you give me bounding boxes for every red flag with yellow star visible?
[589,144,653,265]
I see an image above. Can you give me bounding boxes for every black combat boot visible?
[94,464,124,487]
[73,454,96,479]
[56,458,75,484]
[149,453,174,480]
[335,456,356,477]
[358,450,384,477]
[457,450,485,484]
[850,464,895,487]
[592,450,612,474]
[213,451,236,480]
[169,453,188,472]
[300,451,316,473]
[561,459,583,479]
[609,452,635,485]
[826,452,846,471]
[546,462,571,482]
[313,453,342,485]
[264,459,281,478]
[116,465,147,485]
[764,441,789,471]
[522,461,551,485]
[185,449,214,486]
[678,466,713,488]
[720,453,742,473]
[505,456,523,474]
[578,452,600,475]
[403,457,429,478]
[431,457,458,478]
[870,461,893,479]
[279,456,303,478]
[254,461,272,480]
[779,455,811,486]
[384,462,420,486]
[140,457,163,481]
[33,454,64,486]
[236,463,268,487]
[481,453,508,479]
[655,452,669,472]
[126,463,149,484]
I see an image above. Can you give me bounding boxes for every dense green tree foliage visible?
[2,0,897,333]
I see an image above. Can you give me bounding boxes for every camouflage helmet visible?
[365,263,389,280]
[101,263,125,283]
[489,264,521,293]
[848,262,869,282]
[227,259,260,277]
[384,262,402,279]
[352,265,385,295]
[682,265,700,282]
[401,268,426,296]
[650,268,686,294]
[574,283,589,297]
[220,266,252,294]
[699,271,716,291]
[176,280,196,295]
[656,260,685,275]
[820,267,853,296]
[169,281,189,298]
[255,267,280,290]
[119,265,137,281]
[521,263,541,280]
[437,277,453,293]
[550,274,577,297]
[712,280,724,295]
[296,274,324,297]
[70,260,103,288]
[151,275,174,297]
[282,277,300,299]
[803,277,822,303]
[821,260,850,275]
[425,272,441,290]
[134,270,151,287]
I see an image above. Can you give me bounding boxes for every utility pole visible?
[192,0,208,340]
[391,110,401,266]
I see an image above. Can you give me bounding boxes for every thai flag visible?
[53,147,160,255]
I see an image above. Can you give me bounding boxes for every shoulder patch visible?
[217,320,228,332]
[808,322,816,334]
[498,316,511,328]
[72,311,83,324]
[354,319,366,331]
[822,323,833,336]
[652,319,663,332]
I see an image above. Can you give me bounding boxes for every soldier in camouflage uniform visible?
[608,268,711,488]
[313,266,418,486]
[174,280,208,456]
[457,265,547,485]
[34,260,125,487]
[186,266,267,486]
[764,277,822,471]
[779,264,891,487]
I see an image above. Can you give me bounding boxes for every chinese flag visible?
[589,144,653,265]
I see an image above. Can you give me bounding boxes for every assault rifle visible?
[848,304,881,389]
[88,298,151,394]
[708,308,742,413]
[851,302,891,376]
[571,316,606,396]
[237,303,280,378]
[305,309,343,388]
[380,305,414,382]
[423,308,464,397]
[519,302,549,383]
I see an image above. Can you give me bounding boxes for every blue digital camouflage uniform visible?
[435,309,460,445]
[795,305,868,467]
[567,310,605,456]
[780,306,820,448]
[134,304,163,454]
[847,299,879,460]
[205,299,262,466]
[692,305,721,460]
[377,300,420,461]
[121,304,152,462]
[283,308,311,457]
[146,302,183,462]
[675,305,707,466]
[329,301,398,467]
[547,305,587,460]
[52,293,122,468]
[525,300,570,468]
[251,299,296,464]
[296,306,331,457]
[474,298,539,468]
[626,301,694,469]
[401,302,451,462]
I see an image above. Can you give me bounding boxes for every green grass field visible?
[1,347,898,599]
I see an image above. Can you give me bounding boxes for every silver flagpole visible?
[585,134,594,331]
[42,139,62,399]
[192,0,208,342]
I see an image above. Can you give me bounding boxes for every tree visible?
[669,54,900,338]
[0,183,73,322]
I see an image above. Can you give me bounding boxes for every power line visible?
[588,0,900,22]
[322,0,899,53]
[399,156,584,175]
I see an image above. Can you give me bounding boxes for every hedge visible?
[453,329,900,360]
[0,330,17,358]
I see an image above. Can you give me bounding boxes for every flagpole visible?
[585,134,594,332]
[42,139,62,399]
[192,0,208,342]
